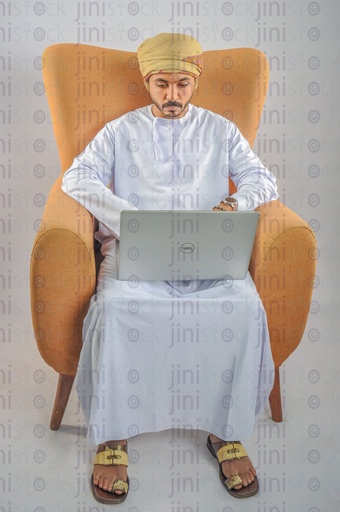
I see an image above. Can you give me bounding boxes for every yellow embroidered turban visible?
[137,33,203,82]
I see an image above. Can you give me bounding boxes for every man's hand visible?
[212,202,233,212]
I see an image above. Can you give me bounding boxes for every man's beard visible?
[151,98,191,118]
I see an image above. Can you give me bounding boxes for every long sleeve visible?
[61,124,137,239]
[227,123,279,210]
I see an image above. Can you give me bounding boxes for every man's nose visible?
[166,85,178,101]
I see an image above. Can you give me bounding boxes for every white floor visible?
[2,297,340,512]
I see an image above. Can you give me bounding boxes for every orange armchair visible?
[30,44,317,430]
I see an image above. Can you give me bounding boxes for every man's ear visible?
[194,78,198,90]
[144,80,150,91]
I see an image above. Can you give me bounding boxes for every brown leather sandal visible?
[91,442,129,505]
[207,436,259,498]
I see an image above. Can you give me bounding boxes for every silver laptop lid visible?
[118,210,259,281]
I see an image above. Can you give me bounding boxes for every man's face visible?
[148,73,196,119]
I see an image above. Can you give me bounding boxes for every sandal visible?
[207,436,259,498]
[91,442,129,505]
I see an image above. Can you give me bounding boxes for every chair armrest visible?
[30,175,96,375]
[249,199,317,366]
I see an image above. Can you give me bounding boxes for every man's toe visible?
[100,476,107,490]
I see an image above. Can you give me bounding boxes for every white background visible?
[1,1,340,511]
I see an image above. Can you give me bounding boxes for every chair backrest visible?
[43,43,269,182]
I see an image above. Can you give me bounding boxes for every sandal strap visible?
[94,445,129,467]
[216,442,247,463]
[112,478,129,494]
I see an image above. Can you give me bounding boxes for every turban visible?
[137,33,203,82]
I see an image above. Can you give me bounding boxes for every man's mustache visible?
[163,101,182,108]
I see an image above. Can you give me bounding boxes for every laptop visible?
[117,210,259,281]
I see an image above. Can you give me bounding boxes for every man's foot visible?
[91,440,129,505]
[207,435,259,498]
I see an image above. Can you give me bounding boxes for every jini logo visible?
[169,213,200,239]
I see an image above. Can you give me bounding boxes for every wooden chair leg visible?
[50,373,76,430]
[269,367,283,422]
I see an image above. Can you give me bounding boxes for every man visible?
[62,33,279,504]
